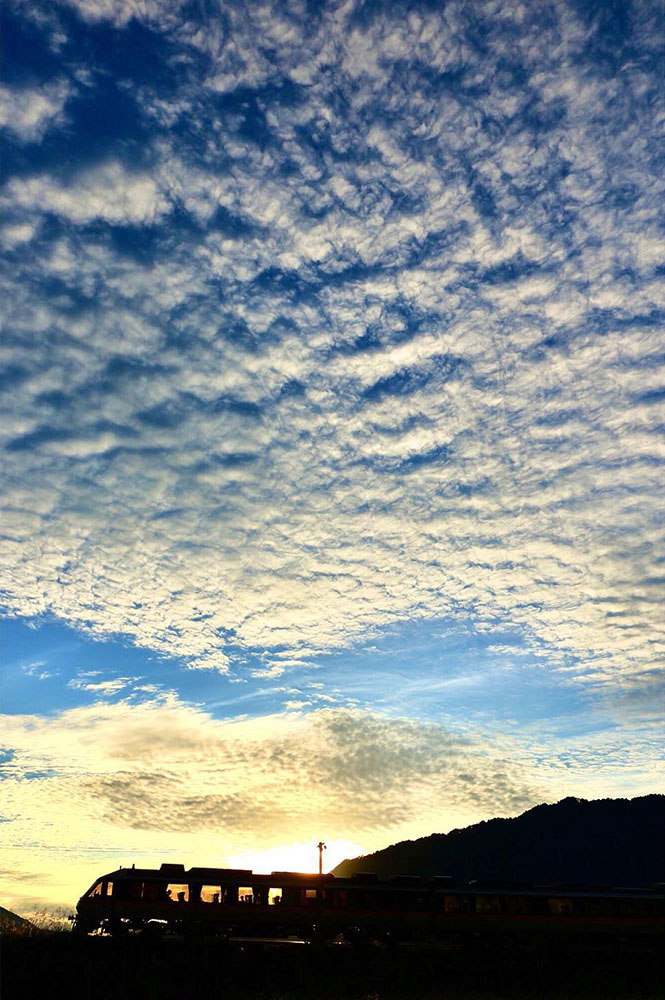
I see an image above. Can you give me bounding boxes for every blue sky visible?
[1,0,664,912]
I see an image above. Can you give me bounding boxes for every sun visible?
[226,839,367,875]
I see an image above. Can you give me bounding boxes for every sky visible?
[1,0,664,916]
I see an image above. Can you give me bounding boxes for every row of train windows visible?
[90,882,312,906]
[91,883,357,907]
[88,882,659,917]
[441,896,658,917]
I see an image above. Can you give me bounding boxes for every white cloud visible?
[67,677,134,693]
[5,161,171,225]
[20,659,54,680]
[251,665,286,679]
[56,0,182,28]
[1,0,663,697]
[2,222,36,248]
[0,80,70,142]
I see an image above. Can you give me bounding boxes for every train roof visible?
[94,864,664,896]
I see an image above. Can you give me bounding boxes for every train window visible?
[504,896,528,915]
[450,895,474,913]
[88,882,103,898]
[301,889,317,906]
[335,890,348,909]
[580,898,611,917]
[106,882,113,897]
[268,888,283,905]
[166,883,189,903]
[476,895,501,914]
[142,882,160,902]
[549,898,573,916]
[238,887,254,904]
[200,885,222,903]
[113,880,143,902]
[615,898,649,917]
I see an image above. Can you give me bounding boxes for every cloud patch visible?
[0,693,538,894]
[5,160,170,225]
[0,79,70,142]
[0,1,663,700]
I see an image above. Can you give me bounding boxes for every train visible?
[74,863,665,943]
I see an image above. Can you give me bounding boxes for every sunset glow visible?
[228,841,368,876]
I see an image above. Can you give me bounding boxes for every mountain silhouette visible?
[332,795,665,887]
[0,906,34,930]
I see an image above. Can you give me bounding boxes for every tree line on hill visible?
[332,795,665,887]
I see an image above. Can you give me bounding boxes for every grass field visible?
[2,930,664,1000]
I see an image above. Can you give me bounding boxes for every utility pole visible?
[317,841,327,876]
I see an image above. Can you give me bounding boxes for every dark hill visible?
[332,795,665,886]
[0,906,34,930]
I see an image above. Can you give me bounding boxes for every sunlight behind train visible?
[227,839,366,875]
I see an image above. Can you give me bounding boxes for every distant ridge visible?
[0,906,34,930]
[332,795,665,887]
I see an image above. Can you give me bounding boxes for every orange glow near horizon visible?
[226,839,367,875]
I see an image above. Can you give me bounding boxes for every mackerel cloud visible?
[1,0,663,692]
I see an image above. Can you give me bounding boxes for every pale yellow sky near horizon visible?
[2,693,661,916]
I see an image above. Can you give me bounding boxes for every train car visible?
[74,864,665,943]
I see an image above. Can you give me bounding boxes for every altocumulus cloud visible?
[2,686,662,910]
[4,681,659,904]
[0,691,541,908]
[1,0,664,698]
[0,79,71,143]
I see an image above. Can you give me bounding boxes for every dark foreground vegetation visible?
[2,931,663,1000]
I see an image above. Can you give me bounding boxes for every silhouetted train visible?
[74,864,665,942]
